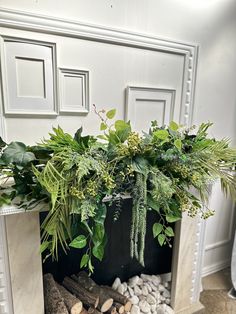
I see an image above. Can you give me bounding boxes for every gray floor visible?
[200,268,236,314]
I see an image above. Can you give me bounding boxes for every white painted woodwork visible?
[1,38,57,115]
[126,86,175,131]
[0,0,235,312]
[59,68,89,114]
[202,182,236,276]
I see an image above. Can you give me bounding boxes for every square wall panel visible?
[0,38,57,116]
[126,86,176,132]
[15,57,45,98]
[59,68,89,114]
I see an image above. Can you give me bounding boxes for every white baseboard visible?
[202,259,230,277]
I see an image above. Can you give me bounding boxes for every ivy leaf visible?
[158,233,166,246]
[80,253,89,268]
[153,130,169,140]
[165,226,175,237]
[132,156,149,175]
[94,204,107,225]
[69,235,87,249]
[92,243,105,261]
[115,120,129,131]
[147,195,160,211]
[166,214,181,223]
[2,142,35,166]
[169,121,179,131]
[106,109,116,119]
[153,223,163,238]
[93,224,105,244]
[0,137,6,148]
[100,122,107,131]
[174,139,182,151]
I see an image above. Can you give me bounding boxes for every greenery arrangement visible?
[0,107,236,272]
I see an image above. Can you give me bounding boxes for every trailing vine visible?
[0,108,236,271]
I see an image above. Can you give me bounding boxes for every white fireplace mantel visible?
[0,204,205,314]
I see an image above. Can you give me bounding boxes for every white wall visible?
[0,0,236,275]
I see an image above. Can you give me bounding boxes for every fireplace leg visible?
[5,212,44,314]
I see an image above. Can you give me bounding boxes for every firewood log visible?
[101,286,132,312]
[43,273,69,314]
[106,306,117,314]
[73,272,113,312]
[113,303,124,314]
[80,308,89,314]
[56,283,83,314]
[88,307,102,314]
[63,277,99,309]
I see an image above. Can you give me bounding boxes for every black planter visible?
[41,198,173,285]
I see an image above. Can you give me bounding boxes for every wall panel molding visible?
[58,68,89,114]
[0,35,57,116]
[125,86,176,130]
[0,7,198,125]
[205,202,235,252]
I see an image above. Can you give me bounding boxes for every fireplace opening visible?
[41,198,174,313]
[41,198,173,285]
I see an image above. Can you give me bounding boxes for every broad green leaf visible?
[153,223,163,238]
[106,109,116,119]
[80,253,89,268]
[100,122,107,131]
[0,137,6,148]
[69,235,87,249]
[158,233,166,246]
[74,127,83,142]
[147,195,160,211]
[2,142,35,166]
[153,129,169,140]
[92,224,105,245]
[115,120,129,131]
[94,204,107,225]
[174,139,182,151]
[165,226,175,237]
[92,243,105,261]
[166,214,181,223]
[132,156,149,175]
[169,121,179,131]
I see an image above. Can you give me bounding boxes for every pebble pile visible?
[112,274,174,314]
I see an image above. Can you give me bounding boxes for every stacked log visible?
[43,272,132,314]
[43,274,69,314]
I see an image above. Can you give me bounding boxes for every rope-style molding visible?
[0,6,201,311]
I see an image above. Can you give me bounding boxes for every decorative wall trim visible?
[0,7,198,125]
[125,86,176,129]
[58,68,89,114]
[0,35,57,116]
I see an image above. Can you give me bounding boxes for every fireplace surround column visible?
[2,212,44,314]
